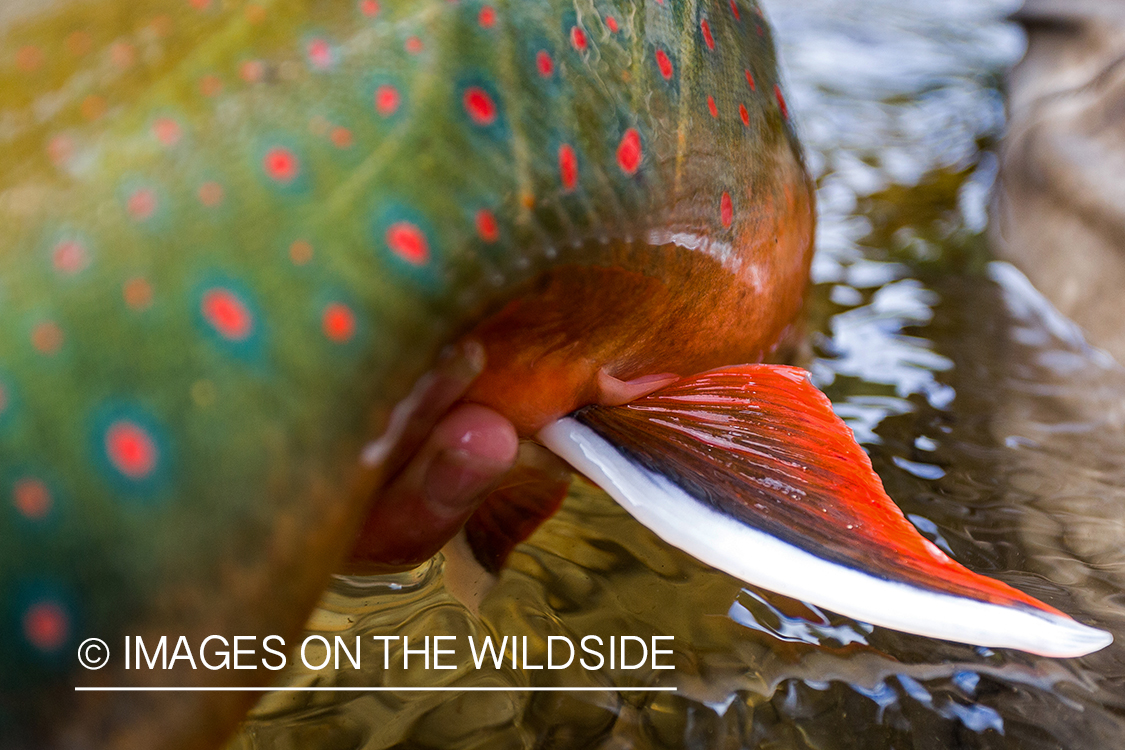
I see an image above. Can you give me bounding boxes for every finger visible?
[347,402,519,572]
[362,340,486,480]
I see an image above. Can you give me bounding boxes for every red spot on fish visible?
[375,85,401,116]
[127,188,157,221]
[106,420,158,479]
[199,75,222,97]
[707,95,718,118]
[202,288,254,341]
[65,31,92,57]
[47,135,74,167]
[617,128,642,175]
[739,103,749,126]
[558,144,578,191]
[23,602,68,652]
[289,240,313,265]
[110,42,135,69]
[189,0,212,10]
[306,38,334,69]
[745,69,756,90]
[774,84,788,119]
[80,95,106,121]
[16,46,44,72]
[32,321,63,355]
[701,19,715,50]
[606,16,619,33]
[13,479,51,520]
[536,50,554,78]
[322,303,356,342]
[52,239,87,275]
[385,222,430,265]
[149,15,174,38]
[124,278,153,310]
[720,192,733,228]
[571,26,587,51]
[475,209,499,243]
[198,181,224,207]
[240,60,264,83]
[263,147,299,184]
[405,36,423,54]
[359,0,379,16]
[655,49,673,80]
[729,0,741,21]
[463,87,497,126]
[330,126,353,148]
[245,4,267,23]
[152,117,182,147]
[478,6,496,27]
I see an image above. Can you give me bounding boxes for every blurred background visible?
[230,1,1125,747]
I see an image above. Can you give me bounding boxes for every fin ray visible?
[538,365,1111,657]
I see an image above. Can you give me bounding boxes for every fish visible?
[0,0,1110,748]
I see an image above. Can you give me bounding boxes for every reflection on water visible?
[231,0,1125,747]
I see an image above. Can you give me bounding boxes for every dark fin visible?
[538,365,1111,657]
[464,442,572,573]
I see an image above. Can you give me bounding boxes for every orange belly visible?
[464,176,816,434]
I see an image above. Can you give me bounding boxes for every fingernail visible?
[423,448,505,517]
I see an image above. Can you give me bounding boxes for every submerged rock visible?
[991,0,1125,363]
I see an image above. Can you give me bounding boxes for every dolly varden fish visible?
[0,0,1110,747]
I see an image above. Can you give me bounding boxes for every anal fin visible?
[463,442,572,574]
[537,364,1111,658]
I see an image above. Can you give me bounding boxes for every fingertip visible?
[433,403,519,467]
[422,404,518,518]
[347,403,518,572]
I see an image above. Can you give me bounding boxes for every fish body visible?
[1,0,813,746]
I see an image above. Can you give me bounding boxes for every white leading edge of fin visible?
[538,417,1112,658]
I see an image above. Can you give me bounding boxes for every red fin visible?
[464,443,571,573]
[538,364,1111,656]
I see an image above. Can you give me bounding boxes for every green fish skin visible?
[0,1,810,747]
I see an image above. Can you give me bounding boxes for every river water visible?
[231,0,1125,747]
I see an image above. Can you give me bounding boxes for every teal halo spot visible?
[370,203,445,292]
[649,42,681,94]
[523,34,560,91]
[607,119,652,209]
[38,225,94,278]
[363,73,408,122]
[558,9,586,55]
[454,75,509,142]
[550,135,585,196]
[190,274,267,362]
[356,0,381,21]
[2,465,66,530]
[87,402,173,499]
[253,136,311,196]
[312,286,368,356]
[147,109,190,149]
[2,579,80,677]
[300,31,339,72]
[116,175,169,232]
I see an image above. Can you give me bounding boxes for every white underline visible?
[75,686,677,692]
